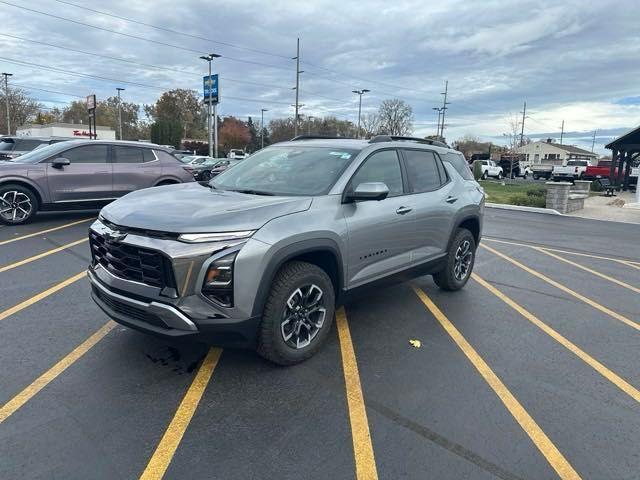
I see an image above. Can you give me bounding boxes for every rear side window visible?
[143,149,156,162]
[61,145,109,164]
[15,139,44,151]
[402,149,443,193]
[0,139,15,151]
[154,150,179,163]
[113,146,144,163]
[444,152,475,181]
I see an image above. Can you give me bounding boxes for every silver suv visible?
[88,136,484,364]
[0,140,194,225]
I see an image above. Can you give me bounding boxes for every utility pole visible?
[116,87,125,140]
[307,115,315,135]
[260,108,268,149]
[559,120,565,144]
[519,101,527,147]
[2,72,12,135]
[200,53,221,157]
[432,107,443,138]
[292,38,303,137]
[439,80,450,140]
[352,89,370,138]
[591,129,597,152]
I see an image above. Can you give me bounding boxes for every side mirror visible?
[51,157,71,169]
[346,182,389,202]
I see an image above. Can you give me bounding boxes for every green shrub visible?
[472,160,483,180]
[525,187,547,197]
[508,193,546,208]
[591,180,603,192]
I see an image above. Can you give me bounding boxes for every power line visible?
[50,0,292,60]
[12,84,84,98]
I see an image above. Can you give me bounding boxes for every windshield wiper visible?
[230,189,276,196]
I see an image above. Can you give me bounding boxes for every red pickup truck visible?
[584,161,618,179]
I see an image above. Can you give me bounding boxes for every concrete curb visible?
[486,202,563,215]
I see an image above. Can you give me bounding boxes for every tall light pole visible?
[200,53,221,157]
[2,73,13,135]
[260,108,268,149]
[116,87,125,140]
[352,89,370,138]
[292,38,304,137]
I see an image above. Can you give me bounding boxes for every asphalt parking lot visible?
[0,208,638,480]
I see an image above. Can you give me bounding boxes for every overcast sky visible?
[1,0,639,153]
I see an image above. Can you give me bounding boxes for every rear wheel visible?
[533,173,539,180]
[433,229,476,291]
[0,184,38,225]
[498,171,504,179]
[257,261,335,365]
[481,171,488,180]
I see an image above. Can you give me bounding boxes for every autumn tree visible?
[219,116,250,153]
[377,99,413,135]
[146,89,205,139]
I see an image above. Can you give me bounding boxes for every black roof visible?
[605,125,640,149]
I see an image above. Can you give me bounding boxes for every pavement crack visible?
[367,399,527,480]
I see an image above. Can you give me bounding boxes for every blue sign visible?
[203,74,219,103]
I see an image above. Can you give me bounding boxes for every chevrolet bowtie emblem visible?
[104,230,127,242]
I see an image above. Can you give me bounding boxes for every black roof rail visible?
[290,135,356,141]
[369,135,450,148]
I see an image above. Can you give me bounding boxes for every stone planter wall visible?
[546,182,571,213]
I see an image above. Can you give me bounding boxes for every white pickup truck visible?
[553,159,589,181]
[479,160,504,179]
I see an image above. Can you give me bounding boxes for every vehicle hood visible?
[100,182,312,233]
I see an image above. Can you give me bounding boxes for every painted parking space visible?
[0,209,638,479]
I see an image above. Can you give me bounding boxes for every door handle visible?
[396,206,412,215]
[446,196,458,204]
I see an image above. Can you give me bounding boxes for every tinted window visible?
[402,150,442,193]
[15,139,44,150]
[61,145,109,164]
[143,149,156,162]
[113,146,143,163]
[154,150,179,163]
[444,152,475,180]
[0,139,15,151]
[350,150,403,196]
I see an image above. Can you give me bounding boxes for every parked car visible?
[88,135,484,364]
[531,164,554,180]
[0,136,68,160]
[0,140,194,225]
[228,149,247,159]
[207,158,243,178]
[189,158,227,181]
[552,159,589,181]
[584,160,618,180]
[479,160,503,179]
[499,155,530,179]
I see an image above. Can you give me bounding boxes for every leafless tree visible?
[0,87,42,134]
[360,113,381,138]
[502,113,529,151]
[377,99,413,136]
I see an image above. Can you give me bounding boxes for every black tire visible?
[498,171,503,180]
[201,171,212,181]
[533,173,539,180]
[433,229,476,291]
[481,171,488,180]
[0,183,39,225]
[523,172,528,179]
[257,261,335,365]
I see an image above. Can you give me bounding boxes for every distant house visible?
[515,138,598,165]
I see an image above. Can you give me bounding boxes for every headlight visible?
[178,230,255,243]
[202,252,236,307]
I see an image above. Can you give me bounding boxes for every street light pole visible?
[352,89,370,139]
[260,108,268,149]
[200,53,221,157]
[2,73,13,135]
[116,87,125,140]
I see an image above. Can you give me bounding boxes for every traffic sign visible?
[203,74,219,103]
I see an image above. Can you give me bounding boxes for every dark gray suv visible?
[88,136,484,364]
[0,140,194,224]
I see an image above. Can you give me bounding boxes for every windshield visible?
[567,160,587,166]
[211,146,359,196]
[191,157,208,165]
[8,142,72,164]
[0,139,16,151]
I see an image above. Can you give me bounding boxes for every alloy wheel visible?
[280,284,326,349]
[0,191,32,222]
[453,240,473,281]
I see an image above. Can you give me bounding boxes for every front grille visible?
[90,230,174,289]
[92,286,169,329]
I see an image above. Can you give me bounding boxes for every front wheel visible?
[481,171,488,180]
[258,261,335,365]
[533,173,539,180]
[433,229,476,291]
[0,184,38,225]
[498,171,504,179]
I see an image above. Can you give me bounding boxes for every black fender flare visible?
[250,238,344,317]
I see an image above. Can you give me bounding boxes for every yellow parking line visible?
[0,238,88,273]
[533,247,640,294]
[0,217,93,246]
[481,244,640,332]
[0,321,115,424]
[484,237,640,269]
[412,287,581,480]
[336,307,379,480]
[140,348,222,480]
[0,271,87,322]
[472,274,640,403]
